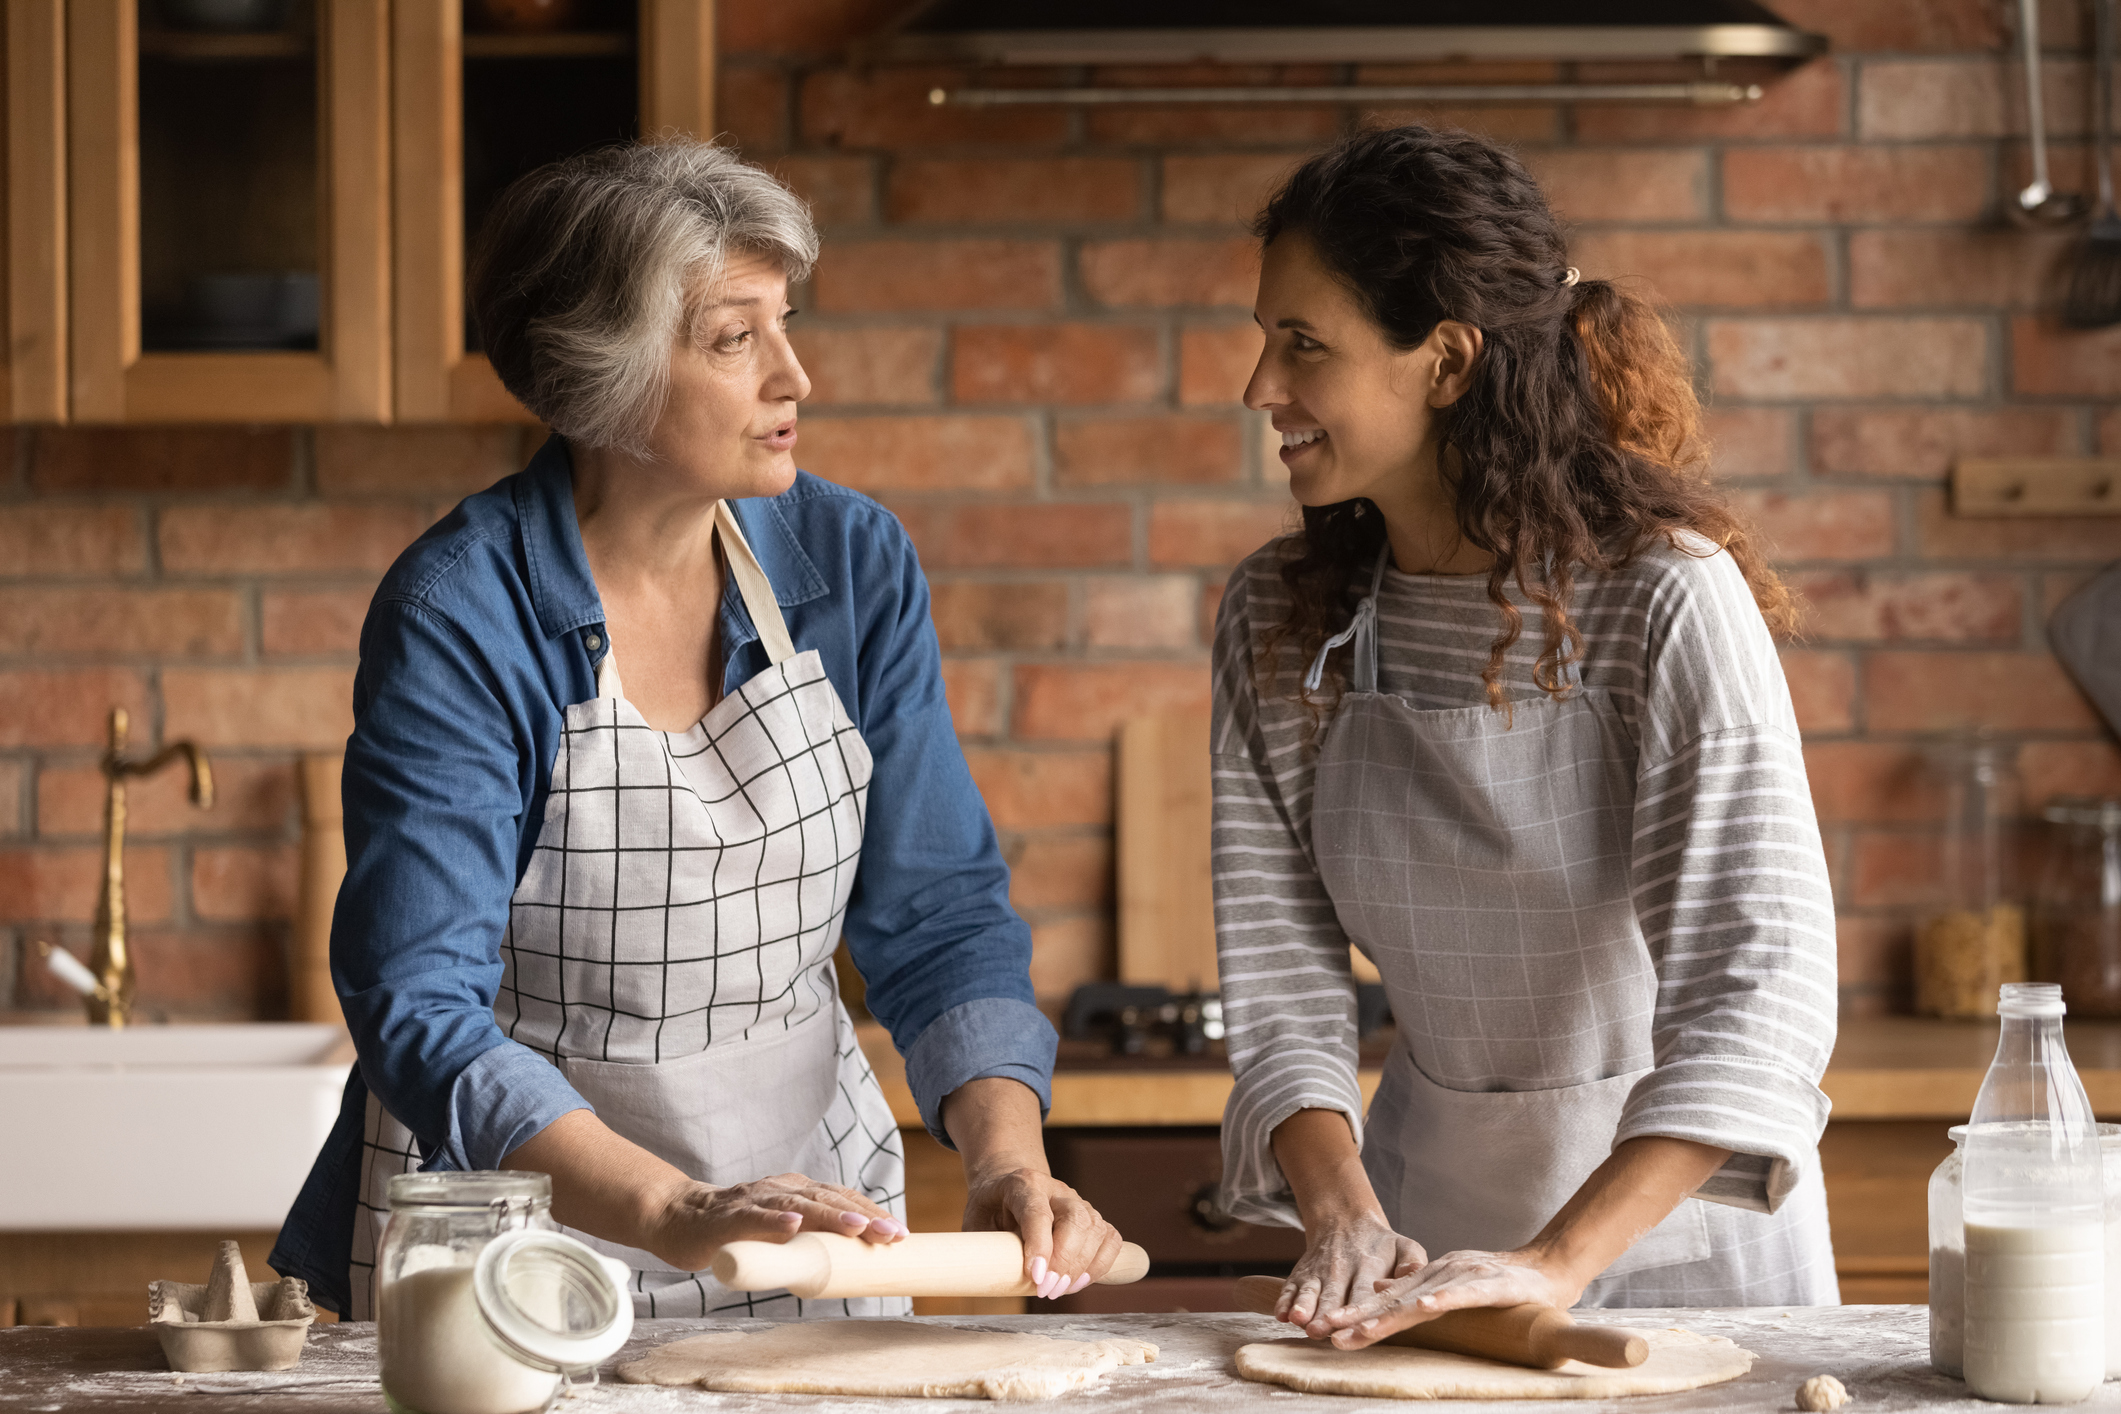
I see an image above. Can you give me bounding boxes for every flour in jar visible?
[1962,1221,2105,1405]
[379,1247,559,1414]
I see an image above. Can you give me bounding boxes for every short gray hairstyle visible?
[470,140,820,455]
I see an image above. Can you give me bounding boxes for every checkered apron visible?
[1307,550,1835,1306]
[349,501,907,1321]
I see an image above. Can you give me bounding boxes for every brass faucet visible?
[63,707,214,1026]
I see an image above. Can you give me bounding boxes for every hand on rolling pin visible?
[1278,1210,1429,1336]
[1314,1248,1580,1350]
[647,1172,907,1271]
[945,1076,1125,1301]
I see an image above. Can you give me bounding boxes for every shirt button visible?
[584,633,603,652]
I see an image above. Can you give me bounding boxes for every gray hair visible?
[469,140,819,456]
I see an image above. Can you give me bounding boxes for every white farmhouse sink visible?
[0,1023,353,1231]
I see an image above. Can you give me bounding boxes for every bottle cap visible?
[472,1229,634,1375]
[1998,982,2066,1018]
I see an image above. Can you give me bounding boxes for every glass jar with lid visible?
[2032,797,2121,1018]
[377,1171,633,1414]
[1913,739,2027,1019]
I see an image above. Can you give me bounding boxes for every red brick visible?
[1148,500,1291,568]
[1780,649,1856,732]
[162,668,355,750]
[1916,489,2121,561]
[0,587,242,657]
[941,658,1001,737]
[718,66,788,154]
[158,504,426,576]
[1083,576,1201,650]
[28,427,291,493]
[0,670,150,747]
[1574,62,1844,143]
[262,588,371,658]
[1768,0,2005,52]
[2014,317,2121,397]
[1012,662,1211,741]
[1723,145,1991,223]
[314,426,519,496]
[1523,149,1707,224]
[929,581,1069,651]
[1806,742,1945,824]
[192,845,296,924]
[2004,141,2096,208]
[1836,914,1909,991]
[0,760,21,837]
[1789,570,2023,643]
[1054,416,1243,488]
[0,506,146,576]
[1864,651,2101,731]
[130,926,286,1019]
[1811,408,2077,479]
[1085,104,1341,147]
[810,240,1061,313]
[1029,915,1112,997]
[797,415,1033,493]
[795,328,940,406]
[1573,231,1828,309]
[38,757,294,836]
[1162,154,1302,225]
[0,844,172,924]
[1009,834,1113,912]
[886,157,1141,225]
[1704,408,1795,480]
[1707,318,1988,400]
[1850,831,1945,908]
[1081,238,1257,309]
[1179,324,1262,407]
[1851,230,2070,310]
[894,503,1133,570]
[1731,489,1896,561]
[771,154,873,225]
[951,325,1163,405]
[1357,105,1560,144]
[801,67,1071,149]
[2022,741,2121,808]
[1860,59,2089,141]
[964,747,1113,829]
[720,0,903,56]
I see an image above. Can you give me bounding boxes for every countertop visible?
[857,1017,2121,1128]
[0,1306,2081,1412]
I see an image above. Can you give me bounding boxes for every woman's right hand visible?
[1278,1210,1427,1335]
[645,1172,906,1273]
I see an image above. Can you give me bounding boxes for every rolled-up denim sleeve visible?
[836,516,1055,1147]
[334,598,589,1172]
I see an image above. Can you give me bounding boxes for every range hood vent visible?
[871,0,1828,71]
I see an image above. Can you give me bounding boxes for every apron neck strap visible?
[1303,545,1391,697]
[714,501,797,666]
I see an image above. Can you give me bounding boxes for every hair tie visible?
[1561,267,1581,287]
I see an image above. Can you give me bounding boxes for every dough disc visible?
[1236,1326,1753,1400]
[617,1319,1158,1402]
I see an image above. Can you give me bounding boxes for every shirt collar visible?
[513,434,829,643]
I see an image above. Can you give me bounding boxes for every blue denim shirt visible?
[271,438,1054,1314]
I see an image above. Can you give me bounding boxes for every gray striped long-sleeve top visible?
[1212,531,1838,1229]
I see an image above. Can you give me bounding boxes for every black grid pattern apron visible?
[349,501,907,1320]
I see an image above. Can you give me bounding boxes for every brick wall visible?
[3,0,2118,1020]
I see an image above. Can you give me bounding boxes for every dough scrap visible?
[1236,1326,1753,1401]
[1797,1374,1850,1410]
[617,1319,1158,1402]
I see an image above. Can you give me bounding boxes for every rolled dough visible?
[616,1319,1158,1402]
[1236,1326,1754,1400]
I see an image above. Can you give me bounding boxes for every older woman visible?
[271,141,1123,1319]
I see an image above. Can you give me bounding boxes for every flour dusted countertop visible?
[0,1306,2081,1412]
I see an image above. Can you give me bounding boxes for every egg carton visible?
[149,1240,315,1372]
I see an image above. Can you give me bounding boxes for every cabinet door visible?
[7,0,70,423]
[392,0,714,424]
[67,0,390,423]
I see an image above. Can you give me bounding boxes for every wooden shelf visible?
[138,31,312,61]
[461,31,632,58]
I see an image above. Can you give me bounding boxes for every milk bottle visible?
[1962,983,2106,1405]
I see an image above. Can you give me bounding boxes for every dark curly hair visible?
[1255,125,1794,716]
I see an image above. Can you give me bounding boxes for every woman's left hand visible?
[963,1166,1125,1303]
[1313,1247,1587,1350]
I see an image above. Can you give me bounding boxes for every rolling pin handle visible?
[1094,1243,1152,1286]
[1549,1322,1649,1370]
[710,1237,833,1298]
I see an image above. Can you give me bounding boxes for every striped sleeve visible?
[1211,567,1365,1229]
[1614,552,1838,1214]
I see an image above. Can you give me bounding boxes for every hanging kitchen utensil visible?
[2051,563,2121,737]
[2015,0,2090,226]
[2065,0,2121,327]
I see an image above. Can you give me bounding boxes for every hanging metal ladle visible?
[2015,0,2090,225]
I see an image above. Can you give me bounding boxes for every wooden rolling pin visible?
[713,1231,1152,1299]
[1232,1274,1646,1371]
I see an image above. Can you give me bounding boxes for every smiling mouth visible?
[1280,428,1326,450]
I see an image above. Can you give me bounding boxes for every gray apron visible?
[349,501,907,1320]
[1306,551,1836,1306]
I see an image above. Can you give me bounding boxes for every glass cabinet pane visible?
[462,0,638,350]
[137,0,322,353]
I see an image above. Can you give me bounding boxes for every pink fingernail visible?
[1029,1257,1048,1285]
[838,1211,866,1227]
[1068,1273,1092,1294]
[873,1218,903,1237]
